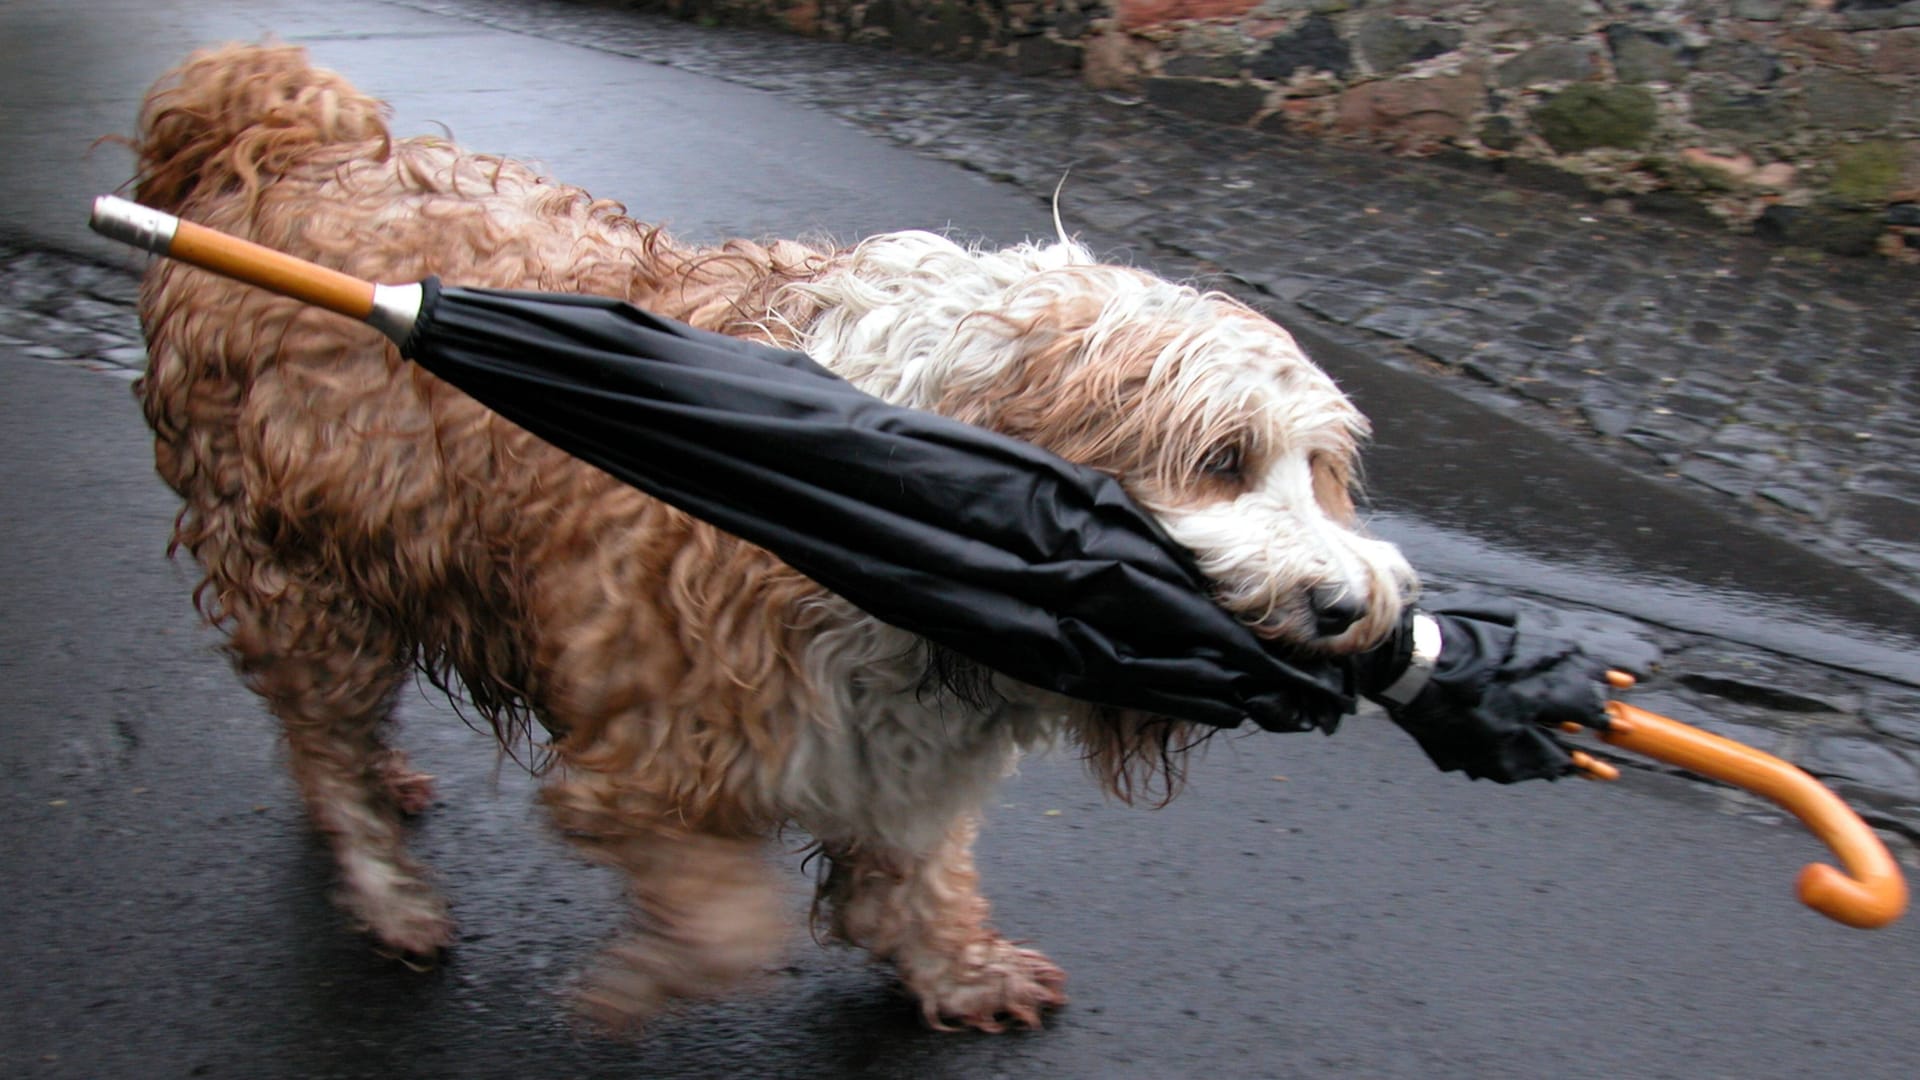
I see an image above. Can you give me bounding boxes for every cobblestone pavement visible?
[6,0,1917,838]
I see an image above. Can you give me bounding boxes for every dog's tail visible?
[131,42,391,214]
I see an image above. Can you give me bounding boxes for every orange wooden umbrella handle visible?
[91,195,373,316]
[88,195,422,344]
[1600,701,1908,929]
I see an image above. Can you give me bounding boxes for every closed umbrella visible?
[90,195,1904,927]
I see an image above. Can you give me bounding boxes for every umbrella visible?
[90,195,1350,734]
[89,195,1906,928]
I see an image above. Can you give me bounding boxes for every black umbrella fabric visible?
[402,279,1352,733]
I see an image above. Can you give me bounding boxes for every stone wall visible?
[607,0,1920,256]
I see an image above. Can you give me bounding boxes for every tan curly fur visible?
[128,42,1410,1034]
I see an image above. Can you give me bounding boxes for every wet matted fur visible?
[128,42,1416,1031]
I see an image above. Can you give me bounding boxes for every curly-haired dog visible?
[128,43,1416,1031]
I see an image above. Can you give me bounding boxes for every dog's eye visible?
[1200,443,1244,478]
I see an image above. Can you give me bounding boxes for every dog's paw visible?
[338,856,455,959]
[574,949,671,1033]
[913,939,1068,1033]
[375,751,437,816]
[368,900,456,960]
[574,927,777,1032]
[572,939,730,1032]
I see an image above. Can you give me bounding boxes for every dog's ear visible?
[1312,451,1359,525]
[965,345,1148,465]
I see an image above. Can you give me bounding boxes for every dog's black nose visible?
[1310,589,1366,638]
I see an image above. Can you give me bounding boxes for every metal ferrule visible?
[367,282,425,347]
[1376,611,1442,707]
[89,195,177,255]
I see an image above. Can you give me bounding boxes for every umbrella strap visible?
[1372,612,1441,707]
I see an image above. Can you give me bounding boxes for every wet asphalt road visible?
[0,0,1036,261]
[8,356,1920,1079]
[3,1,1919,1077]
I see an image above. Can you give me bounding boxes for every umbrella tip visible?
[89,195,178,256]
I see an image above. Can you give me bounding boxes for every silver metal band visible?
[367,282,425,347]
[1376,611,1442,707]
[89,195,177,256]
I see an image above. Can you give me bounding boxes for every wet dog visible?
[129,43,1414,1031]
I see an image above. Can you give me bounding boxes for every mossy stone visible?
[1531,84,1657,153]
[1830,141,1902,207]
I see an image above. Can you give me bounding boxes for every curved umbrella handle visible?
[1597,699,1908,929]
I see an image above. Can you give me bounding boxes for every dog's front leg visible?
[816,816,1067,1032]
[541,777,788,1030]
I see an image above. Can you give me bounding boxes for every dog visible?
[127,42,1416,1032]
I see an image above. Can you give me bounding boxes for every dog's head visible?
[798,233,1416,655]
